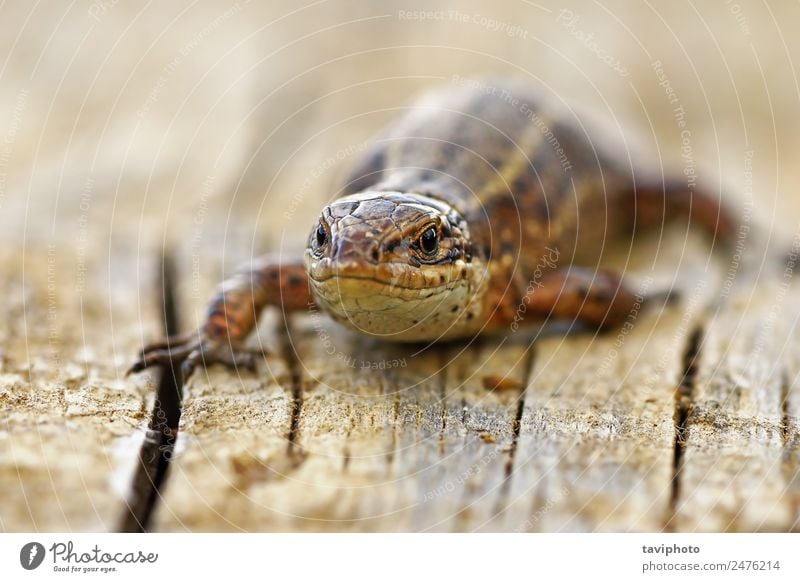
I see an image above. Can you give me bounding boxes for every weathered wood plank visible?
[493,236,717,533]
[154,308,532,531]
[671,270,800,532]
[276,323,531,532]
[148,351,293,531]
[501,303,695,532]
[0,246,157,531]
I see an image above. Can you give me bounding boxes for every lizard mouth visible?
[308,276,456,318]
[306,256,463,293]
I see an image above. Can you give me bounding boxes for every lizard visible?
[129,78,738,378]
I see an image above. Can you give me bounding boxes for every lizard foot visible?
[127,332,269,379]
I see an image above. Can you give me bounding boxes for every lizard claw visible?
[128,332,269,379]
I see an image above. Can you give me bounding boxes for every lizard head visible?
[304,191,487,341]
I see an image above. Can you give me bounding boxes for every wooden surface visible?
[0,246,158,531]
[2,0,800,532]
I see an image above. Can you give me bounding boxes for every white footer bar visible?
[1,533,796,581]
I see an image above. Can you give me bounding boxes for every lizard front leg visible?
[129,255,311,378]
[487,267,670,333]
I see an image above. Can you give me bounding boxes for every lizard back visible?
[341,78,635,278]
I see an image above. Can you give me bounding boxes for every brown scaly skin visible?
[130,79,738,378]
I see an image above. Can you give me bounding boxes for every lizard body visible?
[131,79,737,377]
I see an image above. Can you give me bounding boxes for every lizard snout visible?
[330,236,382,266]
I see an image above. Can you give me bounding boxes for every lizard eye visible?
[417,226,439,255]
[312,221,329,256]
[315,223,327,247]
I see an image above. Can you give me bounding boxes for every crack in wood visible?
[492,342,536,520]
[781,370,792,450]
[504,348,533,479]
[437,349,449,457]
[664,325,704,532]
[281,320,305,465]
[118,250,183,533]
[385,388,400,473]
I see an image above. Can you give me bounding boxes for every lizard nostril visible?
[370,247,380,263]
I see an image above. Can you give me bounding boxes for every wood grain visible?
[0,246,156,531]
[670,268,800,532]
